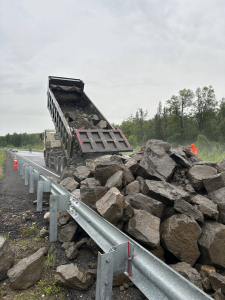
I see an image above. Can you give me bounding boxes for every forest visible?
[1,85,224,161]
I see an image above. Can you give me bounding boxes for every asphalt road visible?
[13,150,60,179]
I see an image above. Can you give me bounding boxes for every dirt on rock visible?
[0,153,147,300]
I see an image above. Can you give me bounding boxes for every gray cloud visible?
[0,0,224,135]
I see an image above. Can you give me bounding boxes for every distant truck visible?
[44,76,132,173]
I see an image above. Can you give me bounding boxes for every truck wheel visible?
[60,157,67,174]
[48,156,52,168]
[56,157,61,173]
[45,154,49,167]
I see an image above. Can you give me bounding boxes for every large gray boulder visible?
[73,166,91,182]
[160,214,201,266]
[7,247,47,289]
[80,182,108,211]
[218,158,225,173]
[190,195,219,221]
[136,140,176,181]
[58,221,78,243]
[94,162,134,186]
[203,172,225,193]
[125,209,160,249]
[86,155,112,172]
[187,165,217,191]
[105,170,123,190]
[142,180,190,206]
[96,187,125,224]
[125,158,138,175]
[126,193,165,218]
[124,180,140,195]
[210,187,225,224]
[170,152,192,168]
[174,199,204,223]
[55,263,93,290]
[60,177,79,192]
[170,262,202,290]
[198,221,225,268]
[0,237,15,281]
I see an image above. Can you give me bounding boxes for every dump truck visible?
[45,76,132,173]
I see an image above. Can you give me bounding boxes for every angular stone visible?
[71,189,80,199]
[105,171,123,190]
[62,242,74,250]
[86,238,101,254]
[75,237,89,249]
[191,195,219,221]
[126,193,165,218]
[195,264,216,276]
[113,273,130,286]
[80,185,108,211]
[109,154,124,164]
[170,262,202,289]
[218,158,225,173]
[0,237,15,281]
[60,177,79,192]
[58,221,78,243]
[201,276,212,293]
[58,211,71,226]
[124,181,139,195]
[150,246,165,262]
[208,272,225,292]
[131,152,143,162]
[213,289,225,300]
[136,140,176,181]
[96,187,125,224]
[188,165,217,191]
[7,247,47,289]
[198,221,225,268]
[81,177,101,188]
[40,227,49,238]
[174,199,204,223]
[160,214,201,266]
[170,152,192,168]
[94,162,134,186]
[210,187,225,224]
[86,155,112,172]
[121,201,134,222]
[55,263,93,290]
[97,120,107,129]
[65,244,78,260]
[44,212,50,222]
[136,176,145,192]
[203,172,225,193]
[142,180,190,206]
[125,159,138,175]
[125,209,160,249]
[73,166,91,183]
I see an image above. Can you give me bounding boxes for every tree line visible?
[0,85,224,150]
[117,85,225,148]
[0,132,42,148]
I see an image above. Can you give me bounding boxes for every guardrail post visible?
[96,242,134,300]
[22,162,26,179]
[37,180,51,212]
[29,171,40,193]
[49,194,70,242]
[28,166,34,193]
[19,160,24,175]
[25,164,29,185]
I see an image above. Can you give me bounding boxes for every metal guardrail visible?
[9,152,212,300]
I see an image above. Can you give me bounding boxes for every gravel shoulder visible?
[0,153,146,300]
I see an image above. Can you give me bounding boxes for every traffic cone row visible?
[13,154,17,169]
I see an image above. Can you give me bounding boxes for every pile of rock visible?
[57,139,225,298]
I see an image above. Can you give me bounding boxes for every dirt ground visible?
[0,153,147,300]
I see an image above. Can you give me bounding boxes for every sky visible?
[0,0,225,136]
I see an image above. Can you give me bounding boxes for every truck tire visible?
[60,157,67,174]
[56,156,61,173]
[45,154,49,167]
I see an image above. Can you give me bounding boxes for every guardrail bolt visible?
[104,281,109,286]
[106,259,110,263]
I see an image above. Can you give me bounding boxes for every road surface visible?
[14,150,60,179]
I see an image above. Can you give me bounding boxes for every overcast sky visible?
[0,0,224,136]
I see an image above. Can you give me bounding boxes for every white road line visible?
[22,156,60,178]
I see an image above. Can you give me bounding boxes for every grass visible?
[0,151,6,179]
[19,223,39,238]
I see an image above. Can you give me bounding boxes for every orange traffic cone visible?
[13,154,17,169]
